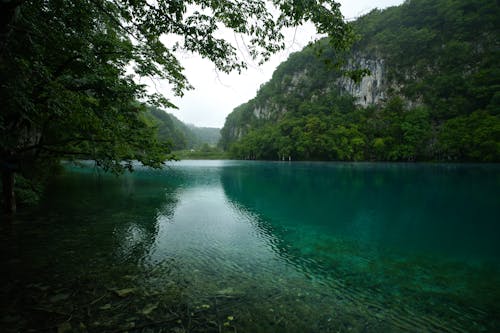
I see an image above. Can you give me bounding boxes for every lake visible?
[1,160,499,332]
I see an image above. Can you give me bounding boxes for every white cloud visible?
[154,0,405,128]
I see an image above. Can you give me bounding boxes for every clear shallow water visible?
[1,160,499,332]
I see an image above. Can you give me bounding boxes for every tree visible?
[439,111,500,161]
[0,0,352,214]
[400,107,432,161]
[220,0,500,164]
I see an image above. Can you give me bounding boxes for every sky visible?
[149,0,405,128]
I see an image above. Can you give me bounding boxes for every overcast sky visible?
[149,0,405,128]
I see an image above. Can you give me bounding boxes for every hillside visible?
[220,0,500,162]
[187,125,221,147]
[147,107,221,150]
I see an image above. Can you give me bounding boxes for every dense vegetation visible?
[187,125,221,147]
[221,0,500,162]
[172,146,229,160]
[147,108,220,150]
[1,0,350,213]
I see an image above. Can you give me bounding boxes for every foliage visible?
[438,111,500,161]
[147,107,193,150]
[147,107,221,150]
[173,147,229,160]
[0,0,351,211]
[352,0,500,121]
[228,97,426,161]
[221,0,500,162]
[188,126,221,147]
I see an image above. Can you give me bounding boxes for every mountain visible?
[220,0,500,162]
[187,125,221,146]
[146,107,220,150]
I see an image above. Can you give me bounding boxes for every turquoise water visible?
[1,161,499,332]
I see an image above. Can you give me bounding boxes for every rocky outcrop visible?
[337,56,387,106]
[222,54,392,146]
[252,106,271,119]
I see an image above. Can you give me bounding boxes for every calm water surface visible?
[1,161,499,332]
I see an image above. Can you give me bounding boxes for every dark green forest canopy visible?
[221,0,500,162]
[0,0,351,212]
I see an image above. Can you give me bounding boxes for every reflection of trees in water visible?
[2,163,498,333]
[219,163,500,333]
[220,163,400,261]
[14,166,188,278]
[2,165,237,332]
[220,163,500,271]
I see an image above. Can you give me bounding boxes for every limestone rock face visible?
[222,55,392,145]
[252,106,270,119]
[337,56,387,106]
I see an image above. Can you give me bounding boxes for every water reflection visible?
[218,162,500,332]
[220,162,500,261]
[1,161,499,333]
[146,162,302,293]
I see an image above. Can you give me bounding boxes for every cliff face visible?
[220,0,499,161]
[220,53,392,147]
[337,57,387,106]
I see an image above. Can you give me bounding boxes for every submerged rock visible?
[113,288,135,297]
[57,322,72,333]
[50,293,70,303]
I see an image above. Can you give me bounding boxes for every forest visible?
[146,107,220,151]
[221,0,500,162]
[1,1,499,332]
[1,0,350,213]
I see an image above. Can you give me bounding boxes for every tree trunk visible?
[2,169,16,215]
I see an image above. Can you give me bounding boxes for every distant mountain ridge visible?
[220,0,499,162]
[147,107,221,150]
[187,124,221,146]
